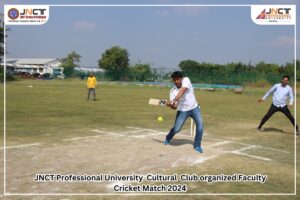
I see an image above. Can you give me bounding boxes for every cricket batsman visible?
[164,71,204,153]
[257,75,299,135]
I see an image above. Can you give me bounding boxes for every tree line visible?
[1,36,299,85]
[60,46,299,85]
[178,59,299,85]
[61,46,155,82]
[0,19,15,81]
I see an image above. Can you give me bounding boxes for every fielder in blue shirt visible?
[257,75,299,135]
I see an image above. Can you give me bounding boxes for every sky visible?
[1,0,299,68]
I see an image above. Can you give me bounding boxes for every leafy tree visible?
[279,62,293,75]
[255,62,279,73]
[98,46,129,81]
[178,60,200,72]
[297,60,300,81]
[0,18,4,81]
[176,59,298,85]
[0,18,14,81]
[283,60,300,82]
[129,63,155,82]
[60,51,81,77]
[0,20,4,63]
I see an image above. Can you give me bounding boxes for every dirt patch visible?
[2,127,290,194]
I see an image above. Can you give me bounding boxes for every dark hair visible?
[282,75,290,80]
[171,71,183,79]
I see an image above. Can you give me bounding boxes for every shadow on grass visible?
[262,127,296,135]
[152,138,193,146]
[263,127,285,133]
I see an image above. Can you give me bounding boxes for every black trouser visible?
[258,104,298,130]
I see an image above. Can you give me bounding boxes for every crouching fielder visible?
[257,75,299,135]
[164,71,204,153]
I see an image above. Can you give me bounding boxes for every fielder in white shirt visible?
[164,71,204,153]
[257,75,299,135]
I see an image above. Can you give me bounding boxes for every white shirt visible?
[170,77,198,111]
[262,83,294,107]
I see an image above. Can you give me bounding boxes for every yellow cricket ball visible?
[157,116,164,122]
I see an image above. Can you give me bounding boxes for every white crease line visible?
[255,146,290,154]
[205,143,272,161]
[125,129,153,134]
[93,128,290,154]
[63,135,100,141]
[126,126,162,133]
[231,151,272,161]
[91,129,111,134]
[172,155,221,167]
[125,127,290,154]
[172,157,194,167]
[93,129,156,137]
[205,136,289,154]
[205,137,228,142]
[91,130,125,137]
[0,143,42,150]
[193,155,219,164]
[206,141,231,148]
[232,145,257,153]
[131,132,165,138]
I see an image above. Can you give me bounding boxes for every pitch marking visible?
[0,143,41,150]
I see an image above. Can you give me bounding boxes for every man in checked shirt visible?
[257,75,299,135]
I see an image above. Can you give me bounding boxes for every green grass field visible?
[0,79,300,200]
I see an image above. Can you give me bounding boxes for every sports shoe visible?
[256,127,262,132]
[164,139,171,145]
[194,146,203,153]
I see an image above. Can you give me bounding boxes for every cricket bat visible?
[148,98,168,106]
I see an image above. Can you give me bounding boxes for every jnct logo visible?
[4,5,49,25]
[8,8,19,20]
[251,5,295,25]
[5,5,49,25]
[256,8,291,20]
[256,9,266,19]
[20,9,47,16]
[19,8,47,19]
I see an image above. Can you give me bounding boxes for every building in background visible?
[74,66,104,73]
[5,58,64,78]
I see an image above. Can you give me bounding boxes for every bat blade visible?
[148,98,167,106]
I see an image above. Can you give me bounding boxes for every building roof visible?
[74,67,104,72]
[6,58,60,65]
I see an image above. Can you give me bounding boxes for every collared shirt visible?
[170,77,198,111]
[262,83,294,107]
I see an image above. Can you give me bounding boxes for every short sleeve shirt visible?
[170,77,198,111]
